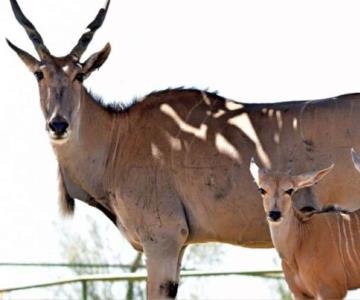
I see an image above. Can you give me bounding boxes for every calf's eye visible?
[258,188,267,195]
[285,188,294,195]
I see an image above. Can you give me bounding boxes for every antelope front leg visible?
[144,238,186,299]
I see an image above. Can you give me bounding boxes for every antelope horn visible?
[69,0,111,61]
[10,0,50,59]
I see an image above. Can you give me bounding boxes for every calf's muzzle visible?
[268,210,282,222]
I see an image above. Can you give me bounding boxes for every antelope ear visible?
[351,148,360,173]
[293,164,334,190]
[82,43,111,77]
[6,39,40,72]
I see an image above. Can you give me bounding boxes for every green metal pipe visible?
[0,270,283,293]
[82,281,87,300]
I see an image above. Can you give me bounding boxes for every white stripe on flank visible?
[347,215,359,262]
[336,215,347,271]
[352,213,360,266]
[341,216,357,275]
[215,133,241,163]
[339,216,355,279]
[160,104,208,141]
[227,113,271,169]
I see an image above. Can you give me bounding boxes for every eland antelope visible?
[8,0,360,298]
[250,156,360,299]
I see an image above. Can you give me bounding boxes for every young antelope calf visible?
[250,157,360,299]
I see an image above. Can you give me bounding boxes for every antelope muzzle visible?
[48,116,69,140]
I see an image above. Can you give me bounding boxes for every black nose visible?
[268,211,282,222]
[49,117,69,136]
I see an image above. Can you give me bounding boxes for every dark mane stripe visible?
[87,87,226,114]
[318,205,349,214]
[299,205,349,218]
[87,89,137,113]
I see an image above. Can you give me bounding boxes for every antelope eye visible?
[75,73,85,82]
[258,188,267,195]
[34,71,44,81]
[285,188,294,195]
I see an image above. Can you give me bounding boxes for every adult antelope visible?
[249,154,360,299]
[7,0,360,298]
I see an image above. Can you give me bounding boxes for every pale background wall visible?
[1,0,360,298]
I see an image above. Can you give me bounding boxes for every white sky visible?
[2,0,360,299]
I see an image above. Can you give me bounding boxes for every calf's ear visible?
[293,164,334,190]
[249,158,268,187]
[351,148,360,173]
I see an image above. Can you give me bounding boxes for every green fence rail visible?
[0,262,144,269]
[0,270,283,300]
